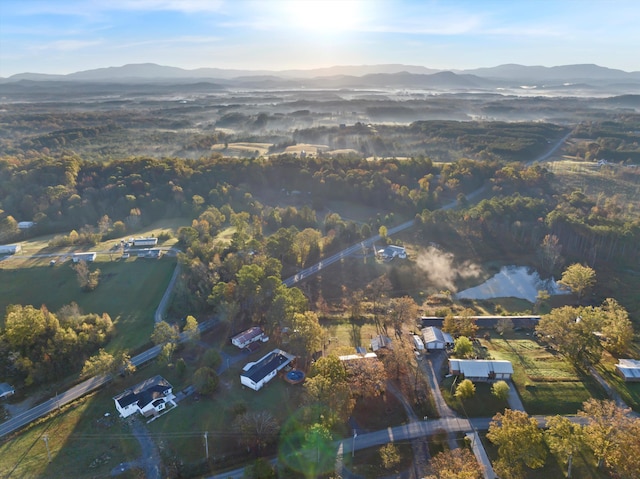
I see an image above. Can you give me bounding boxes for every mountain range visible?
[2,63,640,92]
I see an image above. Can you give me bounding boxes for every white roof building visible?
[616,359,640,382]
[422,326,454,350]
[0,382,15,399]
[231,326,268,349]
[449,359,513,381]
[377,245,407,261]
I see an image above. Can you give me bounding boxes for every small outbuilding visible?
[0,383,15,399]
[370,334,392,351]
[615,359,640,382]
[449,359,513,381]
[240,349,295,391]
[422,326,454,350]
[17,221,35,230]
[0,244,21,255]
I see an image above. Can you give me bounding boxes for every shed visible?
[0,383,15,399]
[422,326,454,350]
[17,221,35,230]
[449,359,513,381]
[370,335,392,351]
[0,244,21,255]
[616,359,640,382]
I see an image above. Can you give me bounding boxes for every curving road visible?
[283,131,571,288]
[0,311,216,440]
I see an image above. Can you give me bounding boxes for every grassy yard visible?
[0,357,195,478]
[480,432,611,479]
[341,443,414,477]
[595,352,640,411]
[441,376,509,417]
[0,257,177,353]
[480,331,607,414]
[0,387,141,479]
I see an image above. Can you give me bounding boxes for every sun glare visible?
[285,0,364,33]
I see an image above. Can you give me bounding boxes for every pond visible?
[455,265,568,303]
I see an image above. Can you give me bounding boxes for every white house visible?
[231,326,268,349]
[449,359,513,381]
[72,252,97,263]
[0,244,21,255]
[240,349,295,391]
[422,326,454,350]
[615,359,640,382]
[0,383,15,399]
[137,248,162,258]
[17,221,35,230]
[113,375,176,418]
[132,237,158,247]
[377,245,407,261]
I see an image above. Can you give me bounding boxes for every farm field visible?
[0,257,177,353]
[479,330,607,414]
[545,160,640,219]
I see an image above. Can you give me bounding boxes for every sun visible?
[285,0,364,34]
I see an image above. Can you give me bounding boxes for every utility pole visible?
[352,429,357,458]
[56,392,61,411]
[43,435,52,463]
[203,432,209,460]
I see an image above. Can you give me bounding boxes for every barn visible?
[449,359,513,381]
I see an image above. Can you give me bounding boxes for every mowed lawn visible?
[480,331,606,414]
[0,390,141,479]
[0,257,177,353]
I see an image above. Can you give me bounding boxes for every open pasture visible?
[481,331,606,414]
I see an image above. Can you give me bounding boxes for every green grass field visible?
[595,352,640,411]
[0,257,177,353]
[441,376,509,417]
[481,331,607,414]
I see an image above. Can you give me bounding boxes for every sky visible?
[1,0,639,77]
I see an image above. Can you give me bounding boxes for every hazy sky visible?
[1,0,639,77]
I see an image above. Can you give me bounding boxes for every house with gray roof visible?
[240,349,295,391]
[113,375,175,418]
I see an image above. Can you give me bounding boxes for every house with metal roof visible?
[616,359,640,382]
[231,326,268,349]
[113,375,176,418]
[0,383,15,399]
[422,326,454,350]
[377,245,407,261]
[449,359,513,381]
[240,349,295,391]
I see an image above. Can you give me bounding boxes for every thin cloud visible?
[30,39,104,52]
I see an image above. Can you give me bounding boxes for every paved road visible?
[283,131,572,289]
[0,319,217,439]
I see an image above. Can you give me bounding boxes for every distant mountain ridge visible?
[3,63,640,95]
[4,62,640,82]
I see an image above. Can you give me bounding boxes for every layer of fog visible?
[415,246,482,292]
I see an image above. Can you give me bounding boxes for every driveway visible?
[111,419,162,478]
